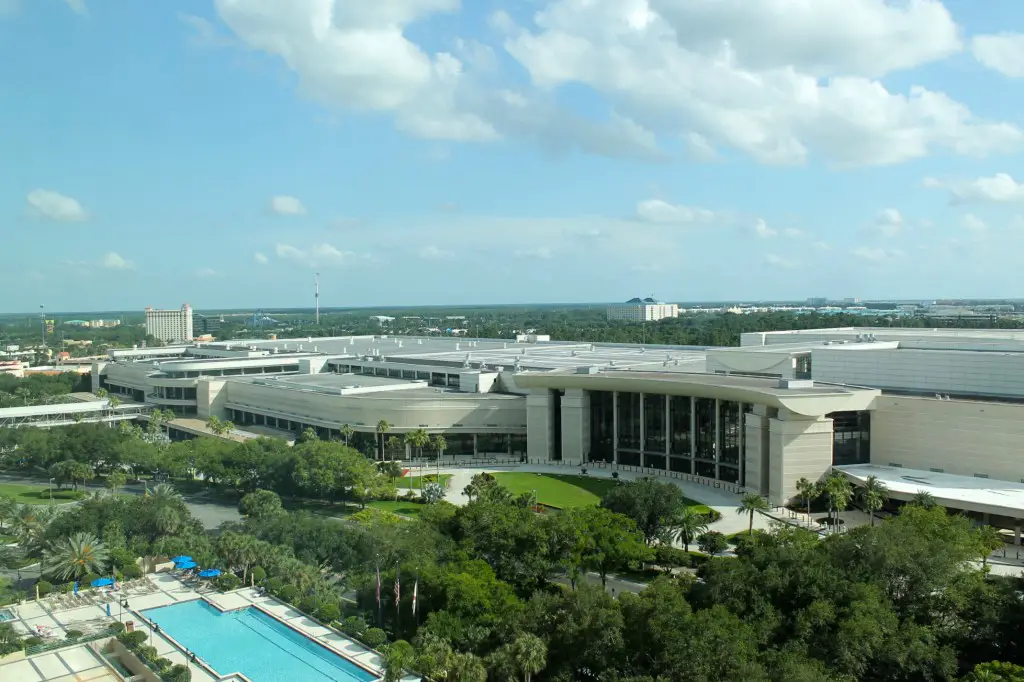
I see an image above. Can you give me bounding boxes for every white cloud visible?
[972,33,1024,78]
[865,208,905,237]
[814,241,832,251]
[64,0,87,15]
[418,245,455,260]
[635,199,716,224]
[269,195,307,215]
[196,267,223,278]
[681,132,719,162]
[962,213,987,232]
[783,227,803,238]
[753,219,777,239]
[501,0,1019,166]
[253,252,269,265]
[852,246,903,262]
[26,189,88,222]
[514,246,555,260]
[102,252,134,270]
[179,13,234,48]
[765,253,796,269]
[926,173,1024,203]
[275,242,363,268]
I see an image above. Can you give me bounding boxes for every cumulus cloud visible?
[196,267,224,278]
[253,252,269,265]
[514,246,555,260]
[765,253,796,269]
[274,242,364,268]
[102,252,134,270]
[972,33,1024,78]
[753,220,777,239]
[418,245,455,260]
[635,199,716,224]
[269,195,307,216]
[26,189,88,222]
[64,0,86,15]
[962,213,987,232]
[865,208,905,238]
[852,246,903,263]
[925,173,1024,203]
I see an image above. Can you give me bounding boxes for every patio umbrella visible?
[175,560,197,570]
[198,569,221,578]
[91,577,114,587]
[170,555,193,564]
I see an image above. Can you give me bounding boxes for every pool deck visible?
[0,572,415,682]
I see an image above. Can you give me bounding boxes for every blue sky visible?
[2,0,1024,313]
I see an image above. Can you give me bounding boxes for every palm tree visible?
[153,505,182,536]
[405,428,430,461]
[825,474,854,533]
[46,532,109,581]
[512,633,547,682]
[376,420,391,461]
[737,493,770,536]
[910,490,937,508]
[431,434,447,478]
[339,424,354,447]
[0,495,16,531]
[673,507,708,552]
[859,475,889,526]
[448,652,487,682]
[148,483,183,505]
[383,640,416,682]
[794,477,818,528]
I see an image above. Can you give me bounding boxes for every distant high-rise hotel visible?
[607,297,680,322]
[145,304,193,342]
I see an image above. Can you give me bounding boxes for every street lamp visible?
[48,478,54,503]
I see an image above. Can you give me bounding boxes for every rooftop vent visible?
[575,366,599,374]
[778,379,815,389]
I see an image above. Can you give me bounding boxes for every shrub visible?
[265,577,283,593]
[697,531,728,556]
[153,657,173,673]
[164,664,192,682]
[65,629,83,640]
[278,585,299,602]
[117,630,148,648]
[298,597,317,614]
[342,616,367,637]
[215,573,241,592]
[316,602,341,623]
[612,471,620,479]
[81,572,100,586]
[107,622,125,634]
[23,636,43,648]
[251,567,266,584]
[401,490,417,501]
[362,627,387,649]
[653,545,691,568]
[119,562,142,580]
[35,580,52,597]
[135,644,160,662]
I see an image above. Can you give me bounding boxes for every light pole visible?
[48,478,54,503]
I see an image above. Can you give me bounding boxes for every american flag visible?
[375,565,381,607]
[394,573,401,607]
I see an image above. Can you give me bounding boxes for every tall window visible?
[719,401,741,466]
[830,411,871,466]
[617,392,642,451]
[669,395,692,456]
[643,394,666,452]
[694,398,716,461]
[589,391,614,462]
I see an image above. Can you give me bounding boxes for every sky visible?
[2,0,1024,313]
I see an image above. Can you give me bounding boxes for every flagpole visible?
[394,563,401,638]
[375,563,382,628]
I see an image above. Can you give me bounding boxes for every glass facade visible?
[694,398,716,462]
[643,394,666,453]
[830,411,871,466]
[589,391,614,462]
[617,392,642,451]
[719,401,741,467]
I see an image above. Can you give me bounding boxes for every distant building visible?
[192,313,222,337]
[0,361,25,378]
[607,297,680,322]
[146,304,193,343]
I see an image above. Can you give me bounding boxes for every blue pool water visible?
[0,609,14,622]
[142,600,378,682]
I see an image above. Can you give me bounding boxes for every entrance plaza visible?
[0,573,407,682]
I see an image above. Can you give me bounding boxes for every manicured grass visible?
[492,473,621,509]
[0,483,84,505]
[366,500,424,518]
[397,474,452,490]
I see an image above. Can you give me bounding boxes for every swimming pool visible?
[0,609,13,622]
[142,600,378,682]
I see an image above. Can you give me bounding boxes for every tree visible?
[239,490,284,519]
[339,423,354,447]
[449,652,487,682]
[512,633,547,682]
[383,640,416,682]
[673,507,708,553]
[794,477,818,527]
[422,482,446,504]
[46,532,109,580]
[405,428,430,460]
[49,460,94,491]
[697,531,727,555]
[962,661,1024,681]
[859,475,888,527]
[463,473,498,503]
[431,434,447,461]
[824,473,854,532]
[205,416,234,436]
[376,420,392,461]
[601,477,688,546]
[574,506,649,587]
[385,436,403,460]
[106,471,127,495]
[910,489,937,508]
[737,493,769,536]
[299,426,320,443]
[0,495,17,531]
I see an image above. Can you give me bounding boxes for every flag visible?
[412,577,418,617]
[375,565,381,608]
[394,572,400,607]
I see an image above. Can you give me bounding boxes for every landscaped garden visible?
[397,473,452,490]
[0,484,85,505]
[491,472,712,515]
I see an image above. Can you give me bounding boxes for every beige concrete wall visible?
[768,414,834,505]
[526,390,553,460]
[196,379,227,420]
[871,395,1024,482]
[560,388,590,463]
[224,381,526,434]
[744,411,770,495]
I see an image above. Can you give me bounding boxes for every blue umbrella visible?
[175,560,197,570]
[91,577,114,587]
[198,569,221,578]
[170,555,193,564]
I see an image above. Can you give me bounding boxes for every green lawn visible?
[0,483,85,505]
[492,473,707,511]
[397,474,452,490]
[366,500,424,518]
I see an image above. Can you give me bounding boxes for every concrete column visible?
[744,405,770,495]
[689,396,696,474]
[738,404,746,487]
[1015,522,1021,546]
[767,410,834,506]
[526,390,554,462]
[472,434,478,456]
[639,393,646,465]
[612,391,619,465]
[664,394,670,456]
[714,399,722,480]
[560,388,590,465]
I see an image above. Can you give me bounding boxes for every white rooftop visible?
[837,464,1024,517]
